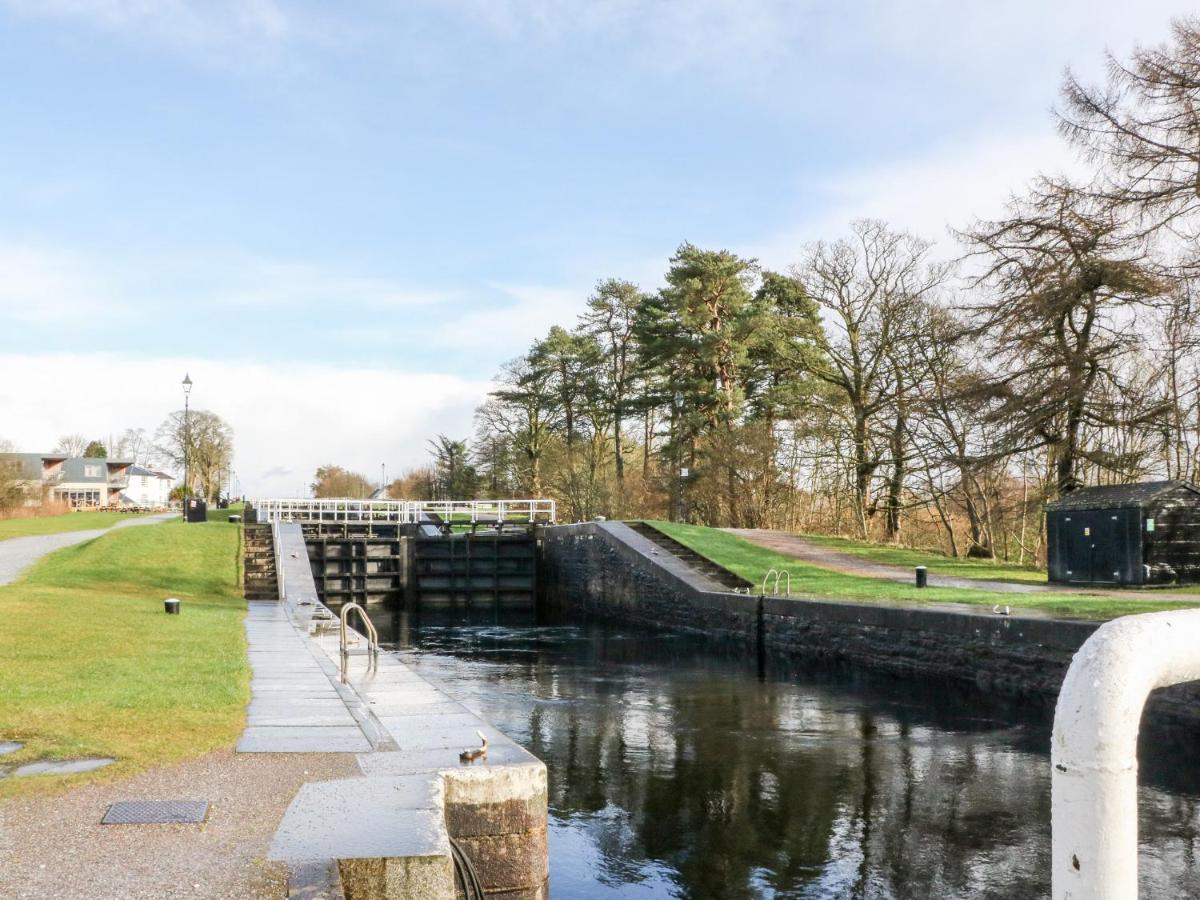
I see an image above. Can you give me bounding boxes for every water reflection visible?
[375,607,1200,899]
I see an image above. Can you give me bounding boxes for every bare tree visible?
[155,409,234,501]
[311,464,374,498]
[1058,17,1200,243]
[52,434,89,457]
[961,178,1166,496]
[793,220,948,536]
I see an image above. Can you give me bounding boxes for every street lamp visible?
[182,373,193,506]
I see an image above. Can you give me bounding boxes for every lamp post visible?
[182,373,193,509]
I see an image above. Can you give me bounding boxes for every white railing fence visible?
[252,497,556,526]
[1051,608,1200,899]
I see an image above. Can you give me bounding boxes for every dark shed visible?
[1046,481,1200,586]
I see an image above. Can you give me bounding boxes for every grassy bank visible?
[799,533,1047,584]
[0,509,156,542]
[0,509,247,797]
[648,521,1200,620]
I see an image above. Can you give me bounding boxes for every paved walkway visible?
[0,513,177,586]
[728,528,1200,600]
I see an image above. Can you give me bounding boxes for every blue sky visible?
[0,0,1194,494]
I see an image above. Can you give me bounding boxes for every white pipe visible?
[1051,608,1200,899]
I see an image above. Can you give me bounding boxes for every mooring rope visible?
[449,836,486,900]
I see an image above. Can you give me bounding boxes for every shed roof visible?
[1046,480,1200,512]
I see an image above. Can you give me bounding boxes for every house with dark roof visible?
[0,452,138,509]
[1046,480,1200,586]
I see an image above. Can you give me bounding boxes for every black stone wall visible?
[539,521,1200,729]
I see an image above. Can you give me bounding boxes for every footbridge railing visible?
[253,497,556,526]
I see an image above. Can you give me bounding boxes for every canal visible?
[377,608,1200,899]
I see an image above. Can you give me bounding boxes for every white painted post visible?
[1052,608,1200,899]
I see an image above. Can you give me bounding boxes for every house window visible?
[84,464,102,478]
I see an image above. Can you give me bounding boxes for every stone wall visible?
[539,521,1200,728]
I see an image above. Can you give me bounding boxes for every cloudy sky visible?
[0,1,1193,495]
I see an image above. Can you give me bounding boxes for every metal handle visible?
[338,601,379,683]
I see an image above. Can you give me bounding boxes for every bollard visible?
[164,598,181,615]
[915,566,927,588]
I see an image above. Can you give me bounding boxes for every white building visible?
[122,466,175,508]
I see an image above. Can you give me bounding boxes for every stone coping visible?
[255,523,547,898]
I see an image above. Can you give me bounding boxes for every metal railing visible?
[1051,608,1200,898]
[253,497,557,526]
[761,568,791,597]
[338,601,379,684]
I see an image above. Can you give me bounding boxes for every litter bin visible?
[185,498,208,523]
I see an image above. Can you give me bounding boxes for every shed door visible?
[1059,509,1138,584]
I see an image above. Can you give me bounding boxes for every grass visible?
[647,520,1200,621]
[798,533,1048,584]
[0,509,155,542]
[0,507,247,797]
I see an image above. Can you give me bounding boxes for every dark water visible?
[376,608,1200,899]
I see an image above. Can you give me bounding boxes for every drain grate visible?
[102,800,209,825]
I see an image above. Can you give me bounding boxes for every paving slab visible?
[10,758,115,777]
[270,775,446,863]
[237,727,372,753]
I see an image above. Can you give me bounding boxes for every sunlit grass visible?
[0,507,247,797]
[0,510,155,542]
[797,533,1047,584]
[647,521,1200,620]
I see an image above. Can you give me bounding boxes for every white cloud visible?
[747,130,1088,270]
[0,353,491,496]
[449,283,586,350]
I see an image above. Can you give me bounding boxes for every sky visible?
[0,0,1195,496]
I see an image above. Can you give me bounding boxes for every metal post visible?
[915,566,927,588]
[181,373,192,511]
[1051,609,1200,898]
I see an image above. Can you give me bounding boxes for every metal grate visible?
[102,800,209,825]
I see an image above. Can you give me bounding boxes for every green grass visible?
[798,533,1048,584]
[0,509,155,542]
[647,520,1200,621]
[0,507,247,797]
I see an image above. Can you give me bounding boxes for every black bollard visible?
[164,598,181,614]
[915,566,928,588]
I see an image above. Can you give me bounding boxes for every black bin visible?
[185,498,208,523]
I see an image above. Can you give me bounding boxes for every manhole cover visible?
[102,800,209,825]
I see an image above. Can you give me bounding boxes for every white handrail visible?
[338,601,379,684]
[760,568,791,597]
[1051,609,1200,898]
[252,497,556,526]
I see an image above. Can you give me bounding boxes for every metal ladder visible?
[338,601,379,683]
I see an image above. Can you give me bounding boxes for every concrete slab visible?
[356,742,539,776]
[270,776,446,863]
[243,715,355,729]
[378,722,510,753]
[237,727,372,753]
[10,758,114,777]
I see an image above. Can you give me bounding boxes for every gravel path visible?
[0,514,176,586]
[0,749,360,899]
[728,529,1200,600]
